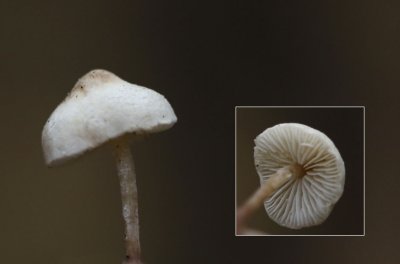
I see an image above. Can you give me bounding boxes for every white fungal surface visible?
[254,123,345,229]
[42,69,177,166]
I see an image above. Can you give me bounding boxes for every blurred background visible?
[236,107,364,235]
[0,0,399,263]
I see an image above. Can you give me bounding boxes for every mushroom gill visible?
[254,123,345,229]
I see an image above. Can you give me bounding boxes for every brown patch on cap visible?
[87,69,118,83]
[66,69,120,100]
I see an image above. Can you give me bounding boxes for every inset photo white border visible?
[235,106,365,236]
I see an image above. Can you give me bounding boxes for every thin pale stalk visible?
[237,167,292,235]
[113,138,142,264]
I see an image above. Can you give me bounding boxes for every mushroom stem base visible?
[113,138,142,263]
[237,166,292,234]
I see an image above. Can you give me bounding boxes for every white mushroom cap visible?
[42,69,177,166]
[254,123,345,229]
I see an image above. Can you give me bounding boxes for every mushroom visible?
[42,69,177,263]
[237,123,345,234]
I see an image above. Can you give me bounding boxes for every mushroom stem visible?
[237,166,292,234]
[113,138,142,264]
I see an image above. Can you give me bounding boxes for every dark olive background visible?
[236,107,364,235]
[0,0,399,263]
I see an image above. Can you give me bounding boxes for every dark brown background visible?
[236,107,364,235]
[0,0,399,263]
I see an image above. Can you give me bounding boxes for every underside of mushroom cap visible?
[42,69,177,166]
[254,123,345,229]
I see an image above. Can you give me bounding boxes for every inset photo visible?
[235,106,364,236]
